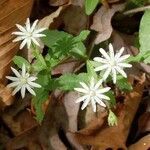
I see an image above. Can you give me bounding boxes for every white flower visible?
[93,43,132,84]
[74,77,110,112]
[12,18,46,49]
[6,64,41,98]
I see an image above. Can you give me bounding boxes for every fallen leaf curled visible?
[91,4,125,44]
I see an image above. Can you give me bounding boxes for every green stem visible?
[31,44,47,69]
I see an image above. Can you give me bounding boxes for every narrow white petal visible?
[74,88,88,94]
[20,39,28,49]
[109,43,114,60]
[76,95,89,103]
[26,84,36,96]
[97,87,111,94]
[90,77,95,89]
[16,24,27,33]
[93,57,107,63]
[27,76,37,82]
[12,36,26,42]
[94,79,103,89]
[31,37,40,46]
[94,96,106,107]
[91,98,96,112]
[21,64,26,77]
[7,82,20,88]
[11,67,21,77]
[81,97,90,110]
[97,94,110,100]
[115,66,127,78]
[28,81,41,88]
[32,33,46,38]
[115,47,124,59]
[79,82,89,90]
[26,38,32,49]
[117,54,130,62]
[6,76,19,81]
[103,67,111,80]
[112,68,117,84]
[30,19,38,32]
[12,85,22,95]
[118,63,132,68]
[21,85,26,98]
[12,31,26,36]
[99,48,110,60]
[25,18,31,32]
[33,28,46,34]
[94,64,109,72]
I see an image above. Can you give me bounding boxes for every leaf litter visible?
[0,0,150,150]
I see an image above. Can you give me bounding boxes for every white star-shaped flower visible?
[6,64,41,98]
[12,18,46,49]
[93,43,132,84]
[74,77,110,112]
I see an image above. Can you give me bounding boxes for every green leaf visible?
[32,88,49,123]
[58,73,88,91]
[85,0,99,15]
[106,90,116,107]
[13,56,30,70]
[86,60,97,79]
[70,42,87,59]
[139,10,150,63]
[74,30,90,42]
[41,30,72,49]
[116,76,133,92]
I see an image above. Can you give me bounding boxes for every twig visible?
[123,5,150,15]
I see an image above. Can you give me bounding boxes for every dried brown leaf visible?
[49,0,69,6]
[128,135,150,150]
[91,4,125,44]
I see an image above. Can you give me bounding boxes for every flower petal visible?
[30,19,38,32]
[109,43,114,60]
[21,85,26,98]
[115,47,124,59]
[103,67,111,81]
[97,94,110,100]
[74,88,88,94]
[28,81,41,88]
[15,24,27,33]
[20,38,28,49]
[76,95,89,103]
[12,36,26,42]
[94,64,109,72]
[79,82,89,90]
[81,97,90,110]
[112,68,117,84]
[99,48,110,60]
[90,77,95,89]
[6,76,19,81]
[97,87,111,94]
[25,18,31,32]
[118,63,132,68]
[12,85,22,95]
[7,82,19,88]
[21,64,26,77]
[28,76,37,82]
[94,96,106,107]
[31,37,40,46]
[93,57,107,63]
[11,67,21,77]
[117,54,130,62]
[94,79,103,89]
[115,66,127,78]
[91,97,96,112]
[26,84,36,96]
[33,28,46,34]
